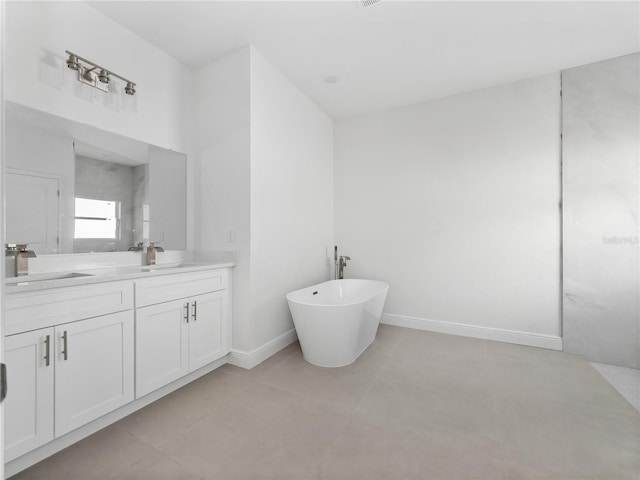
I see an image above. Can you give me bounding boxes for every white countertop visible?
[5,261,235,294]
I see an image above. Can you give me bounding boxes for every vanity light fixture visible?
[65,50,136,95]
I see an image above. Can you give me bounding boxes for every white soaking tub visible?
[286,279,389,367]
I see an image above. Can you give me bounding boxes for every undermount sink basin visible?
[140,264,175,271]
[5,272,94,284]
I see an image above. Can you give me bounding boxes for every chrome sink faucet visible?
[334,245,351,279]
[6,244,36,276]
[146,242,164,265]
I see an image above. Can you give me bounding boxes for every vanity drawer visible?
[5,281,134,336]
[135,268,229,307]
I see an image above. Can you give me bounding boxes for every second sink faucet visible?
[6,244,37,277]
[334,245,351,280]
[128,242,144,251]
[146,242,164,265]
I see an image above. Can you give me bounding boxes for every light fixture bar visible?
[65,50,137,95]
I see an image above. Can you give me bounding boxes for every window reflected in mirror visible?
[74,198,119,240]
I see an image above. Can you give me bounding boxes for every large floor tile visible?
[358,356,498,438]
[117,449,205,480]
[258,325,403,412]
[489,349,639,417]
[156,383,351,479]
[10,424,159,480]
[260,337,392,412]
[497,395,640,479]
[9,326,638,480]
[117,370,252,447]
[393,329,489,369]
[317,413,505,480]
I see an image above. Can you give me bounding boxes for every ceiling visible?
[89,1,640,119]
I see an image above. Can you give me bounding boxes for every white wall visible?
[194,47,252,351]
[194,47,333,353]
[249,48,334,350]
[4,1,192,153]
[334,74,562,341]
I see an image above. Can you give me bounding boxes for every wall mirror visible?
[4,101,187,254]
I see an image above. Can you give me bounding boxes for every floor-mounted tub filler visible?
[286,279,389,367]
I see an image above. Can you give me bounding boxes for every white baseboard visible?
[381,313,562,351]
[227,328,298,369]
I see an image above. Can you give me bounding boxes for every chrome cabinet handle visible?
[44,335,51,367]
[184,302,189,323]
[61,331,68,360]
[192,300,197,321]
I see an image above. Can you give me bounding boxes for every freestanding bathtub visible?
[286,279,389,367]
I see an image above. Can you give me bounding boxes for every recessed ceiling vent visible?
[358,0,383,8]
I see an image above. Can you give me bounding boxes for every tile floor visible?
[10,325,640,480]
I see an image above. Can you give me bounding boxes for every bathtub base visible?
[302,336,376,368]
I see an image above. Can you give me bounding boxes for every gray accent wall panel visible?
[562,53,640,368]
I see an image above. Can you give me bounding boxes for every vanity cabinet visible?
[134,269,231,398]
[4,282,135,463]
[4,311,134,462]
[135,299,189,396]
[54,311,134,436]
[4,329,54,462]
[4,266,232,472]
[188,291,228,370]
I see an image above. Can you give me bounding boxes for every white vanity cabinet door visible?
[135,299,190,398]
[134,268,232,398]
[189,290,229,371]
[54,311,134,437]
[4,329,55,462]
